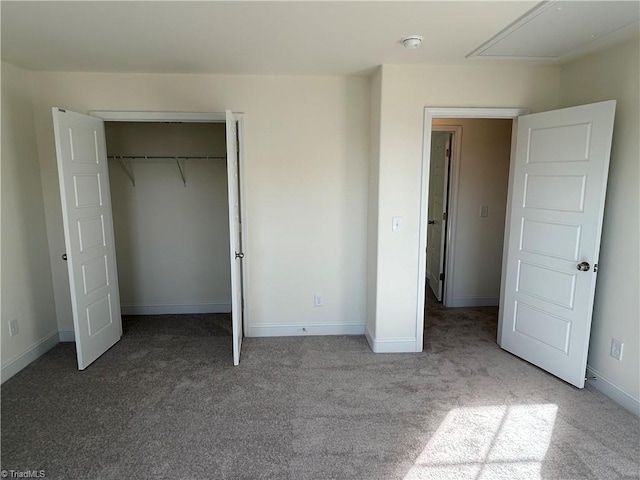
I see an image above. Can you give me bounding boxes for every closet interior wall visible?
[104,122,231,315]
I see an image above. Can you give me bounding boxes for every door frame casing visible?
[417,107,528,351]
[89,110,249,334]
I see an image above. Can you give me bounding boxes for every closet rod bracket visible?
[175,157,187,187]
[118,156,135,187]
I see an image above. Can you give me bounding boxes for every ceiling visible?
[1,1,638,76]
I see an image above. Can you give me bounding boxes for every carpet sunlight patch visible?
[404,404,558,480]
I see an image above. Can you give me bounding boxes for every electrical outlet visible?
[314,293,324,307]
[9,319,19,337]
[610,338,624,361]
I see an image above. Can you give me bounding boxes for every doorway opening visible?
[417,108,526,351]
[423,118,514,349]
[425,118,514,310]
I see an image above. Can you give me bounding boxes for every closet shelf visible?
[107,155,226,187]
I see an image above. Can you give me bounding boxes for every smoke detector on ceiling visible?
[401,35,423,50]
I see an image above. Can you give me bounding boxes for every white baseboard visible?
[365,324,375,351]
[59,330,75,342]
[365,324,419,353]
[1,331,59,384]
[447,296,499,308]
[247,322,365,337]
[369,336,420,353]
[586,366,640,418]
[120,303,231,315]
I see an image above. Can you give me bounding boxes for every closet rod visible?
[107,155,226,160]
[110,155,222,187]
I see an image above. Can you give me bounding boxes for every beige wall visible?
[369,64,560,347]
[559,38,640,409]
[28,72,370,336]
[433,118,512,307]
[1,62,58,378]
[105,122,231,313]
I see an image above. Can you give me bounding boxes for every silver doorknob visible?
[577,262,591,272]
[235,252,244,259]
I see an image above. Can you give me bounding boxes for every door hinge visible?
[439,273,445,281]
[445,149,450,157]
[58,108,66,113]
[443,212,448,221]
[594,263,598,272]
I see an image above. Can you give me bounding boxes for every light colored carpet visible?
[1,303,638,479]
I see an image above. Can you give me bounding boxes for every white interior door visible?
[226,110,243,366]
[426,132,450,301]
[499,100,616,388]
[52,108,122,370]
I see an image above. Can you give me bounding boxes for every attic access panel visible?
[468,1,640,60]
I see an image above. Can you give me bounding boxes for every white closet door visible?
[52,108,122,370]
[500,100,616,388]
[226,110,244,366]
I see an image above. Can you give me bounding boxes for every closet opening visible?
[53,109,245,369]
[104,121,234,345]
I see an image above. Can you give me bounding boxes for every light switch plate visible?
[9,319,19,337]
[610,338,623,361]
